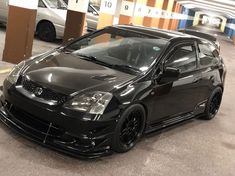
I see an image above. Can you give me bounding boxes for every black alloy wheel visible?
[120,110,142,146]
[112,104,146,153]
[202,87,223,120]
[209,92,222,116]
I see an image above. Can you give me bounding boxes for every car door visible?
[36,0,49,24]
[0,0,8,23]
[148,42,203,124]
[87,5,99,31]
[196,41,222,103]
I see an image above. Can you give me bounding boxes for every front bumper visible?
[0,82,119,158]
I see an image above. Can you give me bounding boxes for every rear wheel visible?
[37,21,56,42]
[112,104,146,153]
[202,87,223,120]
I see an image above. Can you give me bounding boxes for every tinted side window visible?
[198,44,219,67]
[165,45,197,73]
[38,0,46,8]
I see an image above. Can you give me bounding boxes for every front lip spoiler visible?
[0,106,113,159]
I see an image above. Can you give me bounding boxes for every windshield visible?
[65,28,168,74]
[45,0,67,9]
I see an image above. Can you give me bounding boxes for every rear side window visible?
[165,45,197,73]
[198,43,219,67]
[38,0,46,8]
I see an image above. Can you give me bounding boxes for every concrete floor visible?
[0,26,235,176]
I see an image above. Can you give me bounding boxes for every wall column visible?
[171,3,182,30]
[119,0,135,25]
[161,0,174,29]
[169,2,182,30]
[63,0,89,43]
[143,0,156,27]
[132,0,148,25]
[149,0,164,28]
[168,2,177,30]
[3,0,38,64]
[178,7,189,29]
[227,19,235,38]
[185,9,195,28]
[158,0,168,29]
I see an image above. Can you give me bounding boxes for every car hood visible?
[23,51,136,95]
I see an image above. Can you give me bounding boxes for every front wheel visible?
[112,104,146,153]
[202,87,223,120]
[37,21,56,42]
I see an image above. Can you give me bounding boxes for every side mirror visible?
[158,67,180,84]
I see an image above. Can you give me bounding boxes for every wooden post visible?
[63,0,89,43]
[3,0,38,64]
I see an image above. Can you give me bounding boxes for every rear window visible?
[198,43,219,67]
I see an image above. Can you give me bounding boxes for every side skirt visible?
[144,100,207,134]
[144,112,197,134]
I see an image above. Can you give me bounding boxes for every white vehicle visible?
[0,0,99,42]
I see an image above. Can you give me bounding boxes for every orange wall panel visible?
[162,0,174,29]
[118,0,134,25]
[97,13,114,29]
[146,0,164,28]
[158,0,168,29]
[132,0,148,25]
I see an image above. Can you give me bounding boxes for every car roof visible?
[178,29,216,42]
[111,25,197,41]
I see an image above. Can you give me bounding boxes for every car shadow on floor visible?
[0,115,205,162]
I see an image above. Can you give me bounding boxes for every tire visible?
[37,21,56,42]
[112,104,146,153]
[202,87,223,120]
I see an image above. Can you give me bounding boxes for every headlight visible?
[64,91,113,114]
[7,61,26,84]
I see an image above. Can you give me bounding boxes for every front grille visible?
[21,77,67,104]
[8,104,65,137]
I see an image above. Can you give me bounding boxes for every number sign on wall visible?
[68,0,89,13]
[9,0,38,9]
[100,0,118,15]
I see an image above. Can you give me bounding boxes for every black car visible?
[178,29,220,51]
[0,25,226,158]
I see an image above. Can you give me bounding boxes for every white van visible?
[0,0,99,41]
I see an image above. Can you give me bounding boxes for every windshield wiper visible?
[77,54,111,67]
[77,54,140,74]
[112,65,140,73]
[77,54,98,61]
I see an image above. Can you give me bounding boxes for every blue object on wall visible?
[225,18,235,38]
[178,7,195,29]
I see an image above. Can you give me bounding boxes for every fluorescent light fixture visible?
[195,0,235,10]
[178,1,235,17]
[212,0,235,6]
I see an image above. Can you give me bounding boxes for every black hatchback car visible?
[0,25,226,158]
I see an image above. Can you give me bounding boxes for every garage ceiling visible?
[176,0,235,18]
